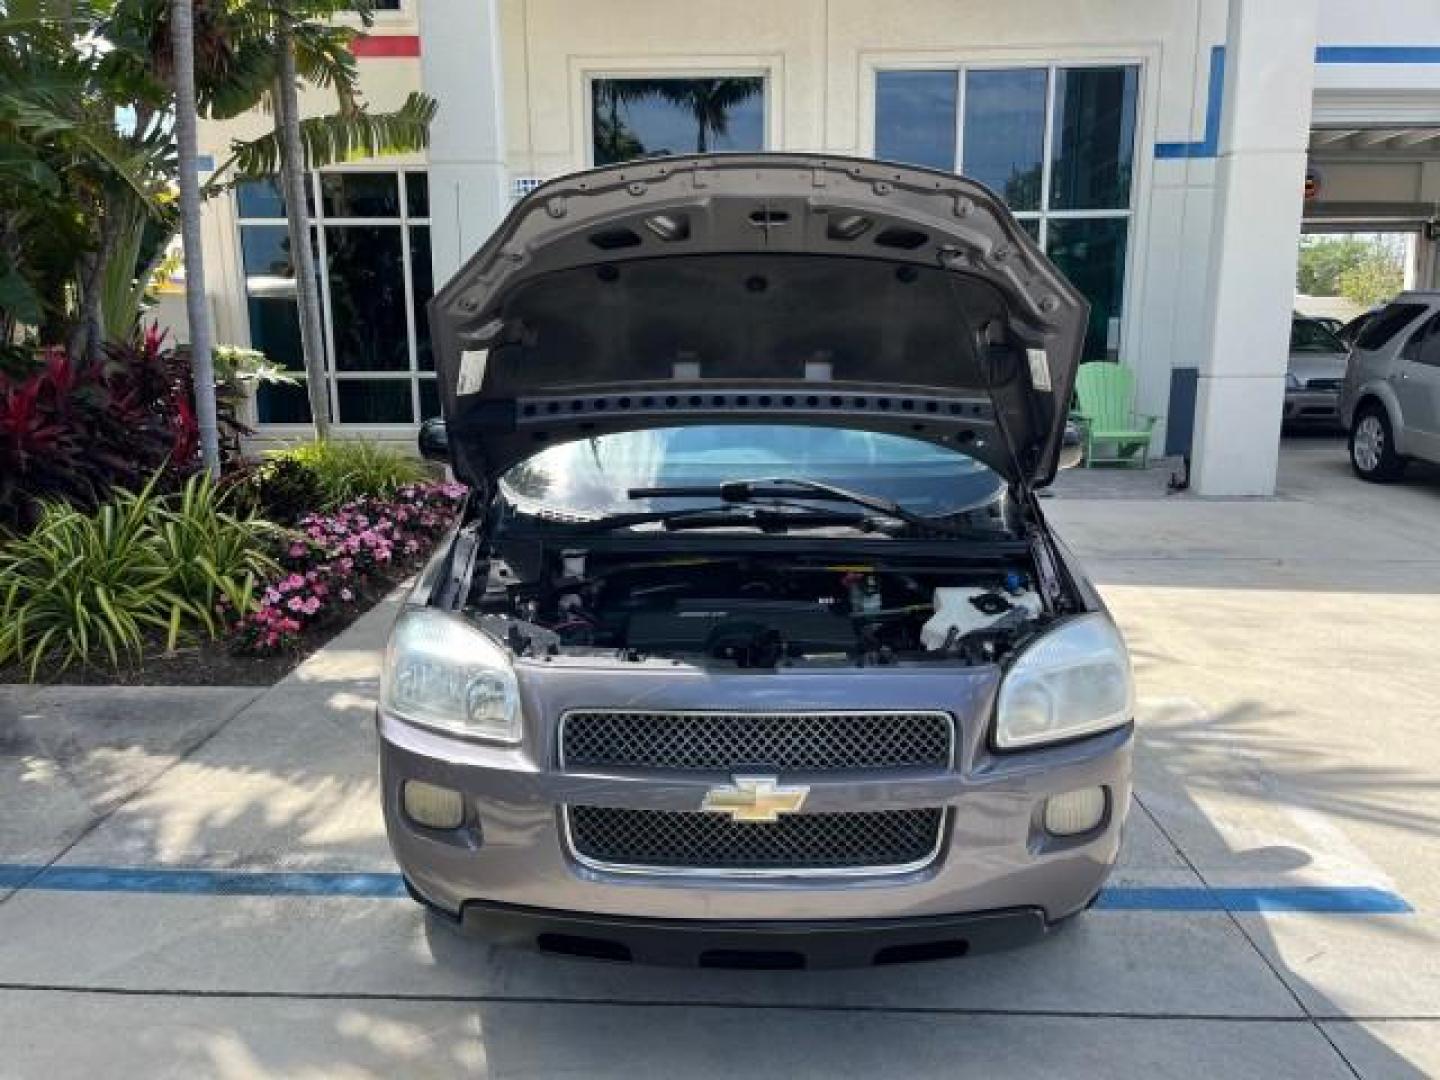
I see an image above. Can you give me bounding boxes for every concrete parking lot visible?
[1,437,1437,1078]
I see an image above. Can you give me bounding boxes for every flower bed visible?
[233,481,467,656]
[0,477,466,686]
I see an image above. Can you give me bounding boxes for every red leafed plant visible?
[0,328,200,532]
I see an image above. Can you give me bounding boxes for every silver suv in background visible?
[1340,292,1440,481]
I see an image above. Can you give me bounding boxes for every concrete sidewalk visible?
[0,436,1437,1077]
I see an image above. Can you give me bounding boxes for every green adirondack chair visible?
[1071,362,1158,468]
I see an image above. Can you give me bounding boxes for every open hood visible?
[430,154,1088,489]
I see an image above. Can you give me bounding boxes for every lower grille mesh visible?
[567,805,944,871]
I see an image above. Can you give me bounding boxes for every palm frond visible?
[228,91,437,175]
[203,40,279,120]
[288,21,361,96]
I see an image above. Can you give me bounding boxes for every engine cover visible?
[625,599,856,662]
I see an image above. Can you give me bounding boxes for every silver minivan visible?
[378,154,1134,968]
[1340,292,1440,481]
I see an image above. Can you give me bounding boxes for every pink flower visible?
[302,596,321,615]
[287,596,305,612]
[340,587,354,602]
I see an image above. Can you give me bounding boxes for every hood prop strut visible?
[963,292,1069,615]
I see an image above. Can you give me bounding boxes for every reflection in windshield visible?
[501,426,1005,520]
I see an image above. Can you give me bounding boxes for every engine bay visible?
[462,546,1052,668]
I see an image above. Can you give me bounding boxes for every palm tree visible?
[217,0,436,439]
[169,0,220,473]
[109,0,436,440]
[272,27,329,437]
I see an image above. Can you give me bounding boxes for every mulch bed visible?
[0,574,402,688]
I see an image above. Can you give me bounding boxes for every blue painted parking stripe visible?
[1094,885,1411,914]
[0,865,407,898]
[0,865,1412,913]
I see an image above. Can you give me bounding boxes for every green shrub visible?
[223,456,324,526]
[268,439,428,510]
[0,473,279,678]
[152,473,282,637]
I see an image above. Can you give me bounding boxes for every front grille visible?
[566,805,944,872]
[1306,377,1343,391]
[559,710,953,771]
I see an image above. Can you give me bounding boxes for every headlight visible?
[994,614,1132,749]
[380,609,521,743]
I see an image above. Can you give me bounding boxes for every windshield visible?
[1290,318,1346,353]
[500,425,1007,522]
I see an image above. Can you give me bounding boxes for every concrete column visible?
[1191,0,1319,497]
[1412,230,1438,292]
[419,0,509,288]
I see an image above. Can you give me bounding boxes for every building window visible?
[591,76,765,165]
[236,169,435,426]
[875,64,1139,362]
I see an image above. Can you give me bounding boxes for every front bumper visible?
[1283,388,1342,425]
[420,891,1054,968]
[380,695,1133,949]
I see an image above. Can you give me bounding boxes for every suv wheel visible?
[1349,404,1407,482]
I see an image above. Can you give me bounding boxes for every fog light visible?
[1044,787,1106,837]
[403,780,464,829]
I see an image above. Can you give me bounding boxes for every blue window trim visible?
[1154,45,1225,160]
[1157,44,1440,161]
[1315,46,1440,64]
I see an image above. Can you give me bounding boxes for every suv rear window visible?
[1356,302,1428,351]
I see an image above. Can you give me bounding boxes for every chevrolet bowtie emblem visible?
[701,774,809,823]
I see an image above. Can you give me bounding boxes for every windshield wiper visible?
[627,477,1000,539]
[578,502,896,534]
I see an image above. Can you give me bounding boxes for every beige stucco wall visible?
[501,0,1218,175]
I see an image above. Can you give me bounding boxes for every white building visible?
[194,0,1440,495]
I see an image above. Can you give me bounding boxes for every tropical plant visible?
[151,470,280,634]
[269,437,428,508]
[1,338,173,529]
[0,0,174,360]
[209,343,295,459]
[0,480,176,677]
[0,471,278,677]
[224,453,323,524]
